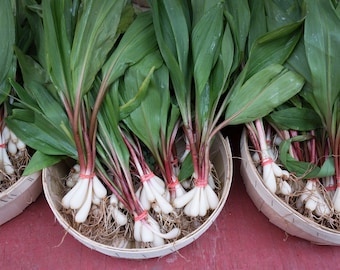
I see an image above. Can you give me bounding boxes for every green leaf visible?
[0,0,16,103]
[70,0,128,97]
[304,0,340,129]
[267,107,323,131]
[264,0,305,31]
[192,2,224,96]
[225,64,304,125]
[102,11,157,87]
[121,52,169,158]
[6,109,76,157]
[279,136,335,178]
[42,0,72,97]
[178,152,194,181]
[149,0,191,124]
[224,0,250,66]
[246,21,303,79]
[23,151,66,175]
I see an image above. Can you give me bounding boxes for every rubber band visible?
[326,185,336,191]
[185,143,190,150]
[134,210,148,222]
[171,157,178,166]
[140,172,154,183]
[0,143,6,148]
[195,178,207,187]
[168,178,179,191]
[261,157,273,167]
[79,173,96,179]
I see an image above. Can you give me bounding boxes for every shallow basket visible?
[42,132,233,259]
[0,171,42,226]
[240,129,340,245]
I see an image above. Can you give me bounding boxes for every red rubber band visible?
[326,186,336,191]
[261,157,273,167]
[79,173,96,179]
[140,172,154,183]
[134,210,148,222]
[168,178,179,191]
[0,143,6,148]
[185,144,190,150]
[171,157,178,166]
[195,178,207,187]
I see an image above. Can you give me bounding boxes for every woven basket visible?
[42,132,233,259]
[240,129,340,245]
[0,171,42,225]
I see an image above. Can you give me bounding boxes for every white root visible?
[262,162,278,194]
[0,128,14,175]
[332,187,340,212]
[75,180,93,223]
[300,180,331,216]
[61,166,107,223]
[136,173,173,214]
[133,213,180,247]
[109,194,128,226]
[173,173,219,217]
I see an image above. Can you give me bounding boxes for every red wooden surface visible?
[1,126,340,270]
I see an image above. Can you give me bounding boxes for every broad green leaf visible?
[119,66,156,120]
[224,0,250,66]
[102,11,157,87]
[42,0,72,97]
[279,135,335,178]
[192,2,223,96]
[267,107,323,131]
[96,84,130,168]
[121,52,168,158]
[304,0,340,131]
[23,151,66,175]
[248,0,266,53]
[71,0,128,98]
[285,38,312,84]
[246,21,303,79]
[225,64,304,125]
[264,0,305,31]
[14,47,50,89]
[6,109,76,157]
[149,0,191,124]
[0,0,16,103]
[178,152,194,181]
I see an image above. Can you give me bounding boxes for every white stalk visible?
[332,186,340,212]
[301,180,331,216]
[134,213,180,246]
[205,183,219,209]
[262,163,277,194]
[75,180,93,223]
[138,173,173,214]
[255,119,277,194]
[61,167,107,223]
[16,139,26,152]
[112,207,128,226]
[92,175,107,198]
[0,130,14,175]
[173,187,196,208]
[2,148,14,175]
[7,140,17,156]
[69,177,89,209]
[9,130,18,144]
[179,182,219,217]
[2,126,10,142]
